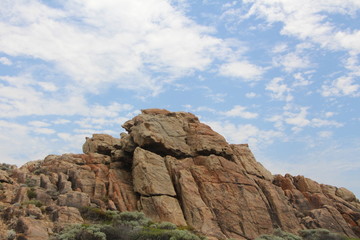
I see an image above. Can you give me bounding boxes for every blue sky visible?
[0,0,359,197]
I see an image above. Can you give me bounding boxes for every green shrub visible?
[100,224,137,240]
[113,211,151,228]
[79,207,118,223]
[134,228,203,240]
[25,178,37,187]
[274,229,302,240]
[22,199,43,208]
[7,229,16,240]
[151,221,177,230]
[55,224,106,240]
[255,229,301,240]
[27,188,37,199]
[256,235,284,240]
[54,211,205,240]
[299,229,346,240]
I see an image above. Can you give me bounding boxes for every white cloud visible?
[243,0,360,53]
[0,0,228,94]
[219,61,264,80]
[321,55,360,97]
[321,76,359,97]
[325,112,335,118]
[0,120,57,165]
[0,57,12,65]
[28,121,51,128]
[206,121,282,147]
[221,105,258,119]
[311,118,343,128]
[32,127,56,135]
[272,43,288,53]
[53,119,71,125]
[273,52,311,72]
[0,75,134,118]
[267,106,343,132]
[292,72,312,87]
[266,77,293,101]
[245,92,258,98]
[284,107,310,131]
[318,131,333,138]
[37,82,58,92]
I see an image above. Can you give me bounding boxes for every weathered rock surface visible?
[0,109,359,240]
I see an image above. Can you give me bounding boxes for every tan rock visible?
[336,187,356,202]
[82,134,121,155]
[256,179,302,233]
[108,168,138,212]
[139,195,186,226]
[57,191,90,208]
[132,147,176,196]
[165,156,226,239]
[0,169,12,183]
[51,206,83,223]
[310,205,356,237]
[231,144,273,180]
[15,217,49,240]
[293,175,322,193]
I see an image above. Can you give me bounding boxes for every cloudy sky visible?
[0,0,359,197]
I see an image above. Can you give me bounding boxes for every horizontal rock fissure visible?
[139,193,177,198]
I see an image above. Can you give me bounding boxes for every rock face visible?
[0,109,359,240]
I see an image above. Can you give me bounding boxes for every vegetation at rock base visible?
[255,228,350,240]
[53,210,205,240]
[299,229,346,240]
[79,206,118,223]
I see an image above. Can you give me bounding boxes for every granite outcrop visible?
[0,109,359,240]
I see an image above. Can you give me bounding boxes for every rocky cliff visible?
[0,109,359,240]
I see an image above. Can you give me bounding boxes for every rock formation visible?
[0,109,359,240]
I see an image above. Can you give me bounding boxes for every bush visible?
[113,211,151,228]
[273,229,302,240]
[54,211,205,240]
[27,188,37,199]
[55,224,106,240]
[256,235,284,240]
[134,228,203,240]
[299,229,346,240]
[7,229,16,240]
[79,207,118,223]
[22,199,43,208]
[151,222,177,230]
[255,229,301,240]
[25,178,37,187]
[100,224,137,240]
